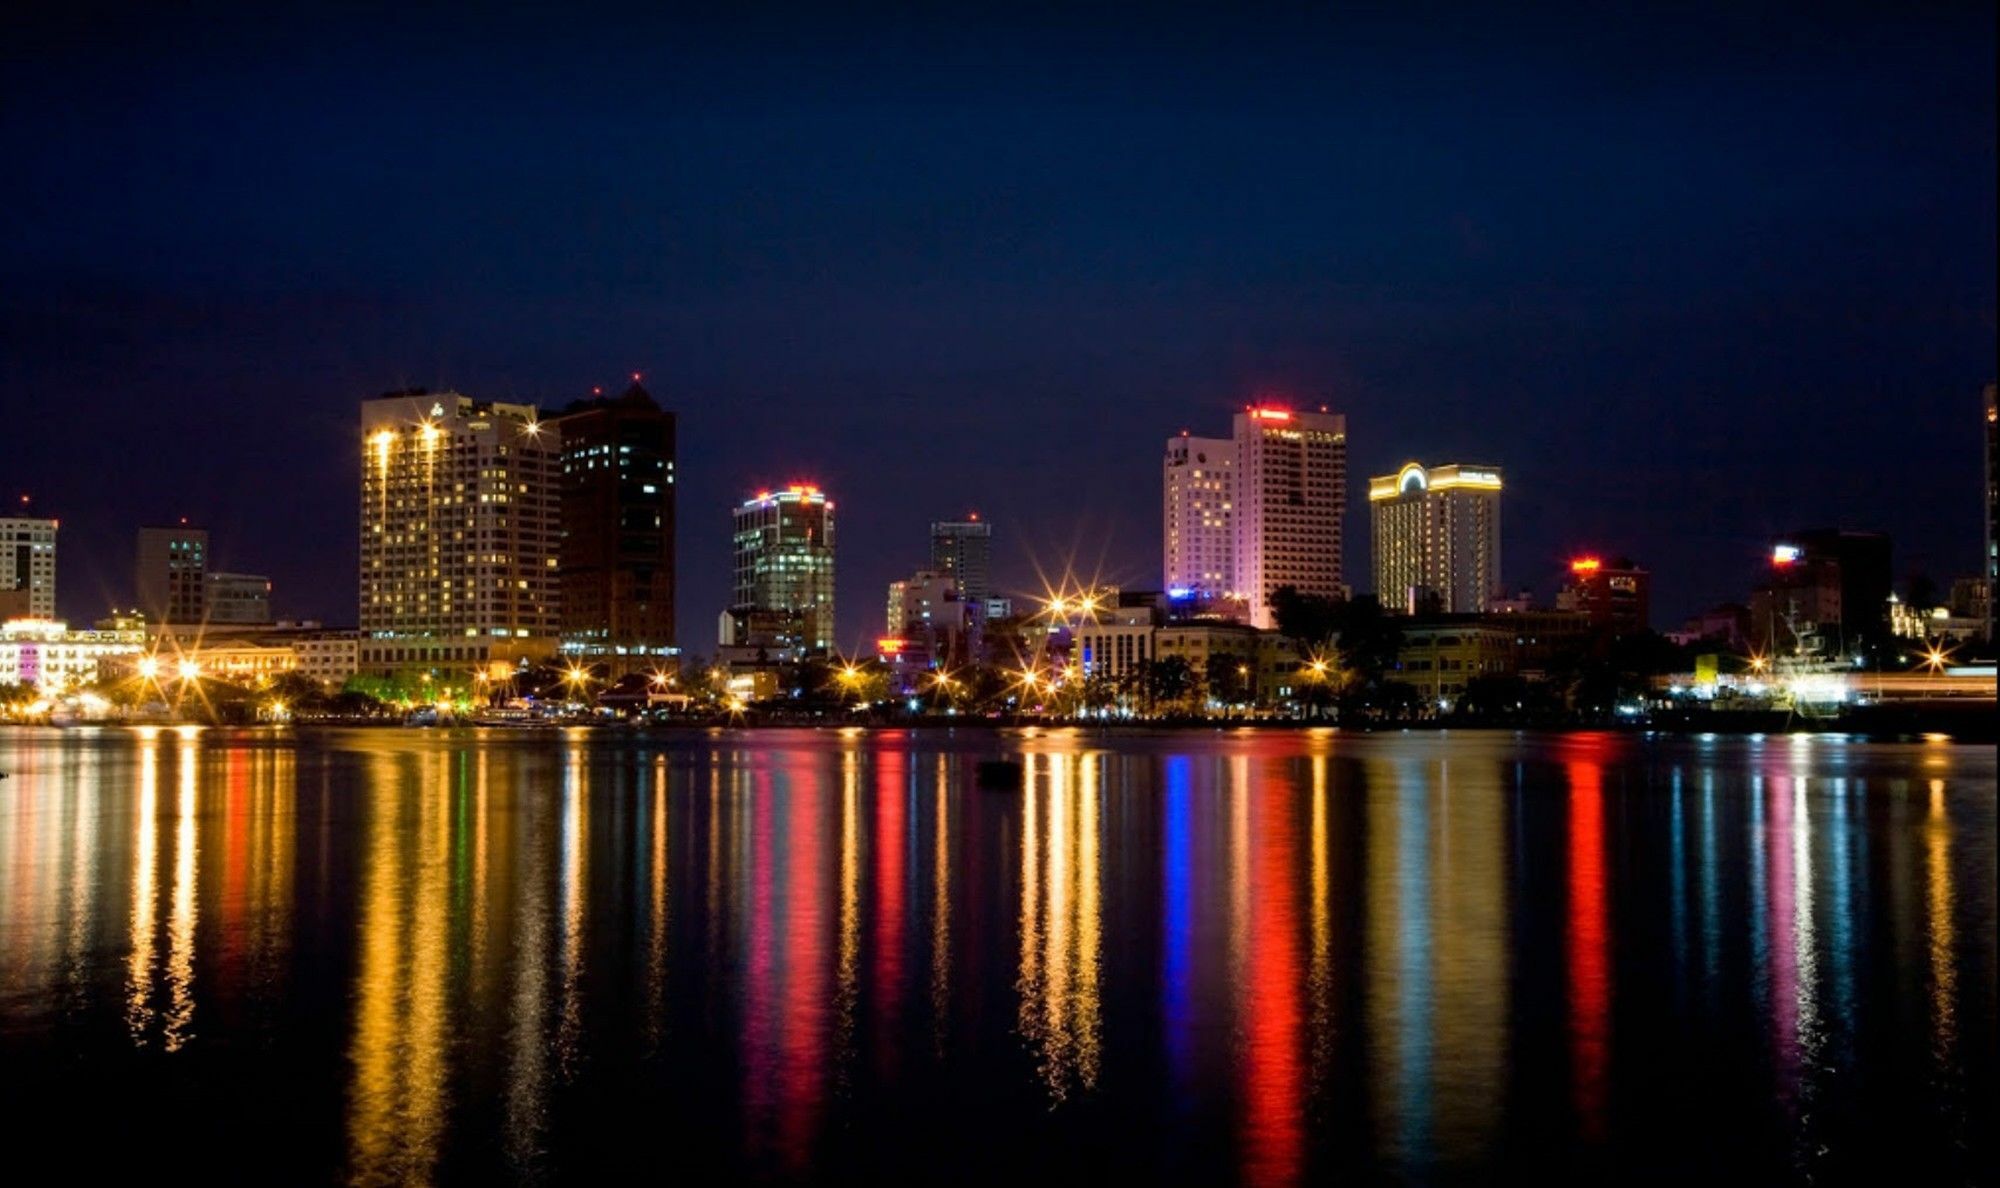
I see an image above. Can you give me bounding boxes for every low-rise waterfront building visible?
[0,618,144,691]
[1887,594,1986,645]
[142,623,361,689]
[180,639,298,682]
[1388,620,1516,709]
[1488,607,1594,676]
[1070,605,1161,687]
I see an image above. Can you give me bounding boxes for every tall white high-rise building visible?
[1232,406,1347,628]
[1163,433,1235,599]
[0,514,57,620]
[1368,461,1503,614]
[359,390,562,676]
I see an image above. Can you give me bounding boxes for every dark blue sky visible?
[3,3,1993,651]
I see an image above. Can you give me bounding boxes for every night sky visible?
[3,3,1993,653]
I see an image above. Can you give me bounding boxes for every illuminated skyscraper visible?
[732,484,836,654]
[929,516,992,606]
[1368,461,1503,614]
[0,512,57,620]
[1163,432,1235,600]
[551,380,678,668]
[135,523,207,625]
[1233,406,1347,627]
[358,390,562,675]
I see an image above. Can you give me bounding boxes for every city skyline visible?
[3,5,1993,653]
[8,380,1999,652]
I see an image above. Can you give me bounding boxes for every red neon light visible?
[1248,407,1293,421]
[877,638,906,655]
[1570,557,1603,575]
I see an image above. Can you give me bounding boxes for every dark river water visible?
[0,726,1992,1184]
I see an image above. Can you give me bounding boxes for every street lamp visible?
[562,664,592,706]
[836,662,867,707]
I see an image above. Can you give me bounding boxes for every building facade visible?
[1369,462,1503,615]
[731,484,836,655]
[183,640,298,683]
[1751,530,1892,656]
[551,381,677,668]
[1232,406,1347,628]
[929,517,993,607]
[1152,619,1263,704]
[1389,621,1516,710]
[1070,606,1161,687]
[289,632,361,687]
[1949,575,1991,638]
[359,390,562,675]
[1163,433,1236,600]
[150,624,361,689]
[0,618,144,691]
[0,514,57,621]
[207,572,273,624]
[1557,555,1650,636]
[886,569,970,659]
[136,523,207,625]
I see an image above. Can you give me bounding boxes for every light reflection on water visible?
[0,726,1993,1184]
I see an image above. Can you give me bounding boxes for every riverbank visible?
[15,707,1988,743]
[11,688,1984,736]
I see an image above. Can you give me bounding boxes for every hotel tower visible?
[358,390,562,676]
[1163,404,1348,628]
[1368,461,1503,614]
